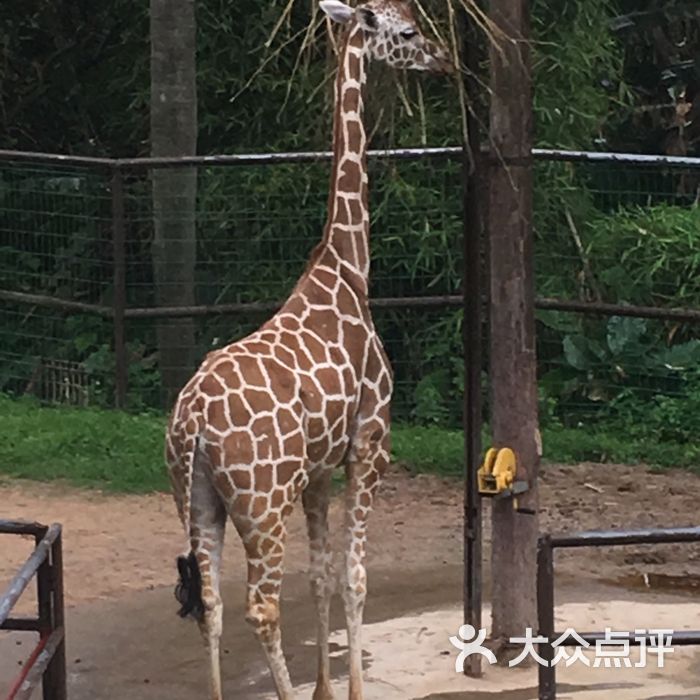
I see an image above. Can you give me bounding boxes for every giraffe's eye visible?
[400,29,418,40]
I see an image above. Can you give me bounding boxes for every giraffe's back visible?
[166,309,373,510]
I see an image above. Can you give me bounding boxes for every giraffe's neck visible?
[321,23,370,289]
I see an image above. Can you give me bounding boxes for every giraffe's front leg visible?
[341,437,388,700]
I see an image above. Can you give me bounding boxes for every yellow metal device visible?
[477,447,529,505]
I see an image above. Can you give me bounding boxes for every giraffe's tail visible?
[169,418,206,622]
[175,551,204,621]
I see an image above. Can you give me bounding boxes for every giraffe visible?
[165,2,452,698]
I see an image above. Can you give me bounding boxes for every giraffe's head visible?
[320,0,453,75]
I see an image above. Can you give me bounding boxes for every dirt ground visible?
[1,462,700,698]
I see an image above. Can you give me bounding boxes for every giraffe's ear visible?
[319,0,354,24]
[357,7,379,31]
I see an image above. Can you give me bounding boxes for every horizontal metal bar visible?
[2,146,700,171]
[121,150,337,168]
[0,146,463,170]
[531,148,700,169]
[125,299,278,318]
[0,150,114,169]
[536,297,700,323]
[0,289,113,317]
[3,282,700,328]
[548,526,700,549]
[371,294,463,309]
[115,145,465,169]
[0,523,61,627]
[5,285,700,324]
[12,627,65,700]
[0,520,49,538]
[114,296,700,322]
[124,294,465,319]
[1,617,41,632]
[551,630,700,646]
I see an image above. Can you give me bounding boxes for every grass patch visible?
[0,395,168,492]
[1,395,697,493]
[542,425,700,472]
[391,424,464,476]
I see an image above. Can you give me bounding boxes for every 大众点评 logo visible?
[449,626,674,671]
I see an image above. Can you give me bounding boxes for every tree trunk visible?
[150,0,197,407]
[487,0,540,655]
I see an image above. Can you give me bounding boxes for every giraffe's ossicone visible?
[165,2,452,698]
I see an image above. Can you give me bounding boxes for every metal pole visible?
[111,166,128,409]
[550,525,700,548]
[34,527,52,700]
[537,535,555,700]
[45,531,66,700]
[461,0,485,678]
[3,145,700,170]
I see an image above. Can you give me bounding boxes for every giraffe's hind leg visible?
[342,420,390,700]
[185,457,227,700]
[229,464,304,700]
[302,469,336,700]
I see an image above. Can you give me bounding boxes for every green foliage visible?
[606,1,700,156]
[534,199,700,438]
[0,0,626,155]
[532,0,625,148]
[541,314,700,403]
[584,204,700,308]
[0,0,149,155]
[611,377,700,444]
[538,313,700,458]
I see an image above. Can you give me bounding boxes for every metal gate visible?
[0,520,66,700]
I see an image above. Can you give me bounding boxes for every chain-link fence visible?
[1,148,699,444]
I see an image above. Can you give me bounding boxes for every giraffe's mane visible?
[291,20,365,294]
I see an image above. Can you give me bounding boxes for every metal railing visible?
[0,520,66,700]
[536,526,700,700]
[2,145,700,414]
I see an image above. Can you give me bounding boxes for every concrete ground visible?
[2,566,700,699]
[2,464,700,698]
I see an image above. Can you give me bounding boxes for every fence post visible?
[111,166,128,409]
[461,2,487,678]
[34,526,51,626]
[537,535,555,700]
[45,530,66,700]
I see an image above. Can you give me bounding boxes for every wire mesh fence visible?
[532,156,700,451]
[1,148,699,450]
[0,161,113,403]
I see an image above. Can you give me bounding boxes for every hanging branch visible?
[265,0,299,48]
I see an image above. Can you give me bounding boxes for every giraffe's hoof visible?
[312,684,335,700]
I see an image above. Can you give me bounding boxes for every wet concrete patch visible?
[0,564,465,700]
